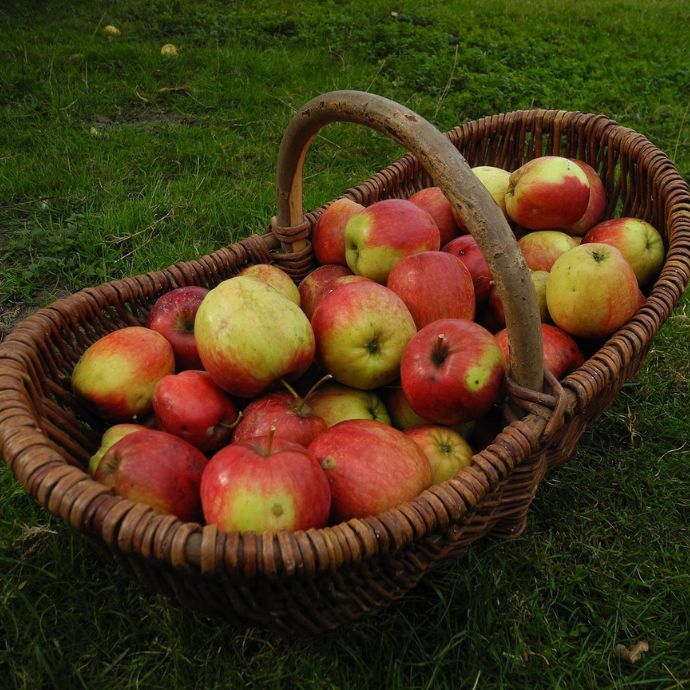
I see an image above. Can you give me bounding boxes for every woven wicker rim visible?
[0,107,689,589]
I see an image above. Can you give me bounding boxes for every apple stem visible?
[279,378,301,402]
[432,333,448,366]
[267,425,277,455]
[301,373,334,409]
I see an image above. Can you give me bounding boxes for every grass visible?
[1,0,689,688]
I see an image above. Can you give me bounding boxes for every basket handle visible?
[275,90,544,394]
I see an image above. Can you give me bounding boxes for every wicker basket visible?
[1,92,689,633]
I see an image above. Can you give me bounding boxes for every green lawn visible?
[1,1,689,688]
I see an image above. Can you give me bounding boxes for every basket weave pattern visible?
[1,108,689,632]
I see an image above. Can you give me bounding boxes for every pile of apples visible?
[74,155,665,534]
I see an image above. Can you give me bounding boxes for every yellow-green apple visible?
[152,370,239,452]
[567,160,606,235]
[400,319,505,425]
[307,382,391,427]
[94,428,208,522]
[88,423,146,476]
[505,156,590,230]
[72,326,175,422]
[518,230,579,272]
[487,269,550,328]
[386,250,475,328]
[311,280,416,390]
[403,425,473,485]
[298,264,352,320]
[582,217,665,286]
[147,286,209,371]
[546,243,640,338]
[344,198,440,283]
[313,197,365,266]
[232,378,329,447]
[494,323,584,380]
[194,276,315,398]
[380,385,432,430]
[239,263,300,306]
[200,432,331,532]
[307,419,431,521]
[453,165,511,232]
[408,187,459,246]
[442,235,493,303]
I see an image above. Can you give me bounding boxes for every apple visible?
[403,425,473,485]
[518,231,580,272]
[307,419,431,521]
[568,160,606,235]
[94,429,208,522]
[88,423,146,476]
[194,276,315,398]
[582,217,665,286]
[239,263,301,306]
[344,198,440,283]
[311,280,416,390]
[408,187,459,246]
[232,378,329,446]
[72,326,175,421]
[386,250,475,328]
[494,323,584,380]
[546,243,640,338]
[152,370,239,452]
[400,318,505,425]
[380,385,432,430]
[307,382,391,427]
[313,197,365,266]
[147,286,209,371]
[200,432,331,532]
[487,269,550,328]
[298,264,352,320]
[505,156,591,230]
[442,235,493,303]
[453,165,511,232]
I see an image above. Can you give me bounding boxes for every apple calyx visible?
[592,249,606,263]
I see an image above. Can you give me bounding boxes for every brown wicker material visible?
[1,94,689,633]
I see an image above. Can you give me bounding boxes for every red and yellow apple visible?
[568,160,606,235]
[313,197,364,266]
[518,231,579,272]
[298,264,352,320]
[239,263,301,305]
[307,382,391,427]
[408,186,459,246]
[403,425,473,485]
[442,235,493,303]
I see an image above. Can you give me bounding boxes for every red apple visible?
[298,264,352,320]
[147,286,209,370]
[194,276,315,398]
[94,429,208,522]
[344,198,440,283]
[386,250,475,328]
[307,419,431,521]
[313,197,365,266]
[152,370,239,452]
[582,217,665,286]
[568,160,606,235]
[408,187,459,246]
[200,433,331,532]
[239,263,301,306]
[88,423,147,476]
[400,319,505,425]
[546,243,640,338]
[518,231,579,272]
[505,156,591,230]
[494,323,584,380]
[442,235,493,303]
[403,425,473,485]
[311,280,416,390]
[72,326,175,421]
[232,378,329,447]
[307,382,391,427]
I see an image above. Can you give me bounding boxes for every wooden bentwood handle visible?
[275,90,544,395]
